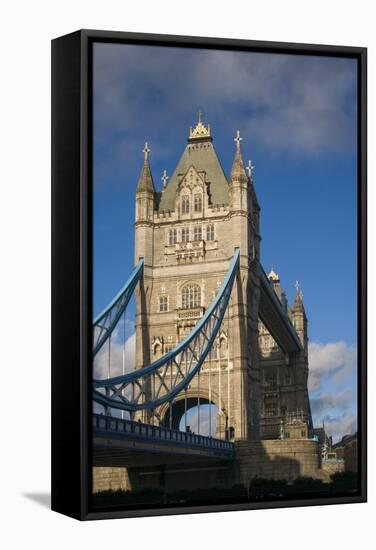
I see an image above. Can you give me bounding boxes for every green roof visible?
[159,139,229,212]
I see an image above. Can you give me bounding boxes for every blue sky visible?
[93,42,358,441]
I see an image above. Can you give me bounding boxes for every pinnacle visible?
[230,146,247,184]
[136,157,155,194]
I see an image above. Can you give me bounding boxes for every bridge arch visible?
[158,387,229,437]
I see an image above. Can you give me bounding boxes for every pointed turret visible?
[291,280,308,353]
[268,267,288,312]
[293,280,304,310]
[246,157,261,262]
[230,130,247,185]
[135,142,155,225]
[136,142,155,194]
[268,266,282,298]
[246,158,260,209]
[230,130,249,214]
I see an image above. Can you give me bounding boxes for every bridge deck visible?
[93,414,234,461]
[259,265,302,353]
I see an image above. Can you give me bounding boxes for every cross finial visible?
[247,159,255,178]
[142,142,151,160]
[295,280,300,293]
[161,169,169,189]
[198,110,202,123]
[234,129,243,149]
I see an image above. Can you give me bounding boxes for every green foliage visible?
[248,472,358,498]
[92,472,358,508]
[330,471,358,491]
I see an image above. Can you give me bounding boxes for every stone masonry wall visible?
[93,467,130,493]
[233,439,324,484]
[93,439,327,493]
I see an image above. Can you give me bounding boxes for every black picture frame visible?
[51,29,367,520]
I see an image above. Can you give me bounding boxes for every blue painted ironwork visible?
[93,249,240,412]
[93,414,234,458]
[93,258,144,357]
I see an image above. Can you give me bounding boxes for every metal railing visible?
[93,414,234,454]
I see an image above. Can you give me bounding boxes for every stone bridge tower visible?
[258,271,312,439]
[134,116,261,440]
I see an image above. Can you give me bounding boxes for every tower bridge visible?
[92,116,323,493]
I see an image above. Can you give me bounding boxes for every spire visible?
[293,280,304,308]
[188,112,212,141]
[136,142,155,193]
[230,130,247,184]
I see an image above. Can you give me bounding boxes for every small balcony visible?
[175,240,205,262]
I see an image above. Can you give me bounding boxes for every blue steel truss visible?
[93,249,240,412]
[93,259,144,357]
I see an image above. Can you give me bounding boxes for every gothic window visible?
[181,227,190,242]
[181,195,190,214]
[181,283,201,309]
[206,224,215,241]
[169,228,177,245]
[193,225,202,241]
[194,193,202,212]
[159,296,168,312]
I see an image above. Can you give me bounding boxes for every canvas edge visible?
[51,29,367,521]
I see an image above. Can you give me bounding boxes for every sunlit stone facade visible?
[134,116,311,441]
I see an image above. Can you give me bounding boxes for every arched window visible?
[181,195,190,214]
[181,283,201,309]
[194,194,202,212]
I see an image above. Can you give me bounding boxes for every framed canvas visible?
[51,29,367,520]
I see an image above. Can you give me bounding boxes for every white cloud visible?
[310,388,354,417]
[308,341,357,442]
[94,331,135,380]
[308,341,357,391]
[321,413,357,444]
[94,44,357,159]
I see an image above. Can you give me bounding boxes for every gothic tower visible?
[134,116,261,440]
[258,272,312,439]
